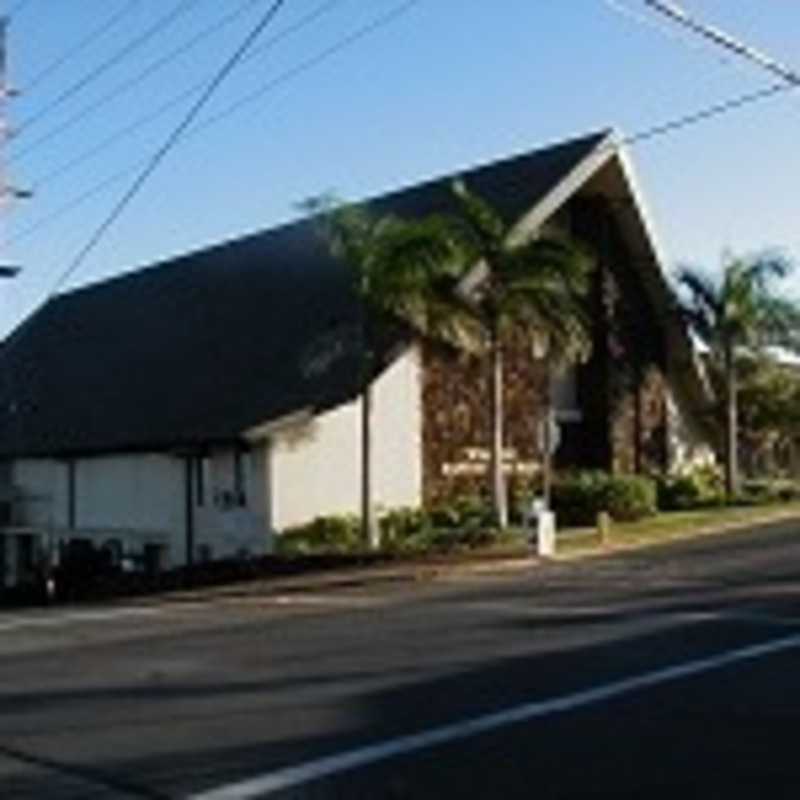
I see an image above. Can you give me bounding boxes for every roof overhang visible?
[242,408,314,443]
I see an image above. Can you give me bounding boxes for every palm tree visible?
[677,252,800,498]
[423,180,594,528]
[301,195,455,549]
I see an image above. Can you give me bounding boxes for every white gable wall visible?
[12,454,185,565]
[10,449,273,569]
[5,347,422,565]
[269,347,422,530]
[75,454,183,537]
[13,459,70,528]
[666,390,716,473]
[193,446,272,560]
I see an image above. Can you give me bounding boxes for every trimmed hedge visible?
[277,514,362,556]
[656,466,724,511]
[276,501,524,557]
[552,471,657,526]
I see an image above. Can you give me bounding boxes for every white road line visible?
[270,594,375,607]
[189,631,800,800]
[0,606,162,632]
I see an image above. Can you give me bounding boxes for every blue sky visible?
[0,0,798,335]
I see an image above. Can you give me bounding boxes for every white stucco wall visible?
[13,459,69,528]
[666,390,716,474]
[193,446,272,559]
[10,449,272,567]
[74,454,184,536]
[12,454,185,564]
[269,347,422,530]
[5,349,420,560]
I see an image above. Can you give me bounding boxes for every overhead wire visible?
[14,0,349,187]
[10,0,270,160]
[10,0,415,245]
[599,0,800,143]
[14,0,199,136]
[20,0,141,95]
[601,0,758,77]
[618,82,792,148]
[10,29,791,252]
[46,0,288,298]
[643,0,800,86]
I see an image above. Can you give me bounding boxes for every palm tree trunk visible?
[489,324,508,529]
[724,342,739,500]
[360,304,378,550]
[361,379,378,549]
[542,354,554,509]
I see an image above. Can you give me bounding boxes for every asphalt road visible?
[4,521,800,798]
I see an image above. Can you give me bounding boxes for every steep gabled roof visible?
[0,129,666,457]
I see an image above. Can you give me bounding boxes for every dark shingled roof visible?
[0,130,609,457]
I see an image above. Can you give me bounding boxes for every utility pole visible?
[0,15,28,279]
[644,1,800,87]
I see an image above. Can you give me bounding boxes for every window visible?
[233,449,249,507]
[195,457,210,506]
[553,367,582,422]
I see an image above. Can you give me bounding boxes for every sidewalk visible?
[146,504,800,608]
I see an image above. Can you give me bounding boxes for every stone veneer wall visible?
[421,332,548,506]
[420,195,671,505]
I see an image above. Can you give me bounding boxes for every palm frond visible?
[449,178,506,259]
[677,267,721,319]
[739,251,793,291]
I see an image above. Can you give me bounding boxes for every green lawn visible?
[556,502,800,556]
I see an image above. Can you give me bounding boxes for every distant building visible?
[0,130,713,588]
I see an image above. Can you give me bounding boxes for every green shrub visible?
[428,495,493,530]
[741,478,800,505]
[552,471,657,526]
[605,474,658,521]
[380,507,431,542]
[276,500,527,558]
[656,466,724,511]
[277,514,362,555]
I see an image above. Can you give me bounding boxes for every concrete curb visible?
[554,508,800,562]
[143,507,800,608]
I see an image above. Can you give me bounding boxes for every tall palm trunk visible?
[489,323,508,529]
[542,354,553,509]
[360,380,378,549]
[360,304,378,550]
[723,341,739,499]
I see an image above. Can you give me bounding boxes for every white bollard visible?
[536,510,556,558]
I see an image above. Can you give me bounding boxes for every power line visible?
[601,0,744,71]
[21,0,141,95]
[620,81,793,147]
[11,0,789,255]
[9,0,421,247]
[13,57,793,255]
[14,0,198,136]
[10,0,268,159]
[599,0,799,141]
[48,0,287,298]
[14,0,348,180]
[644,0,800,86]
